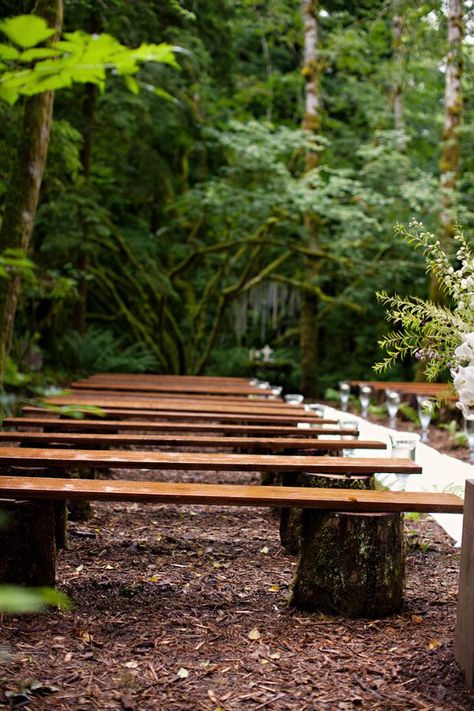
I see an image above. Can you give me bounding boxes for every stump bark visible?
[290,510,405,617]
[8,465,67,549]
[0,498,56,586]
[280,473,374,554]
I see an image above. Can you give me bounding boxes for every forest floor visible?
[0,424,473,710]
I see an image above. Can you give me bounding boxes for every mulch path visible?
[0,425,473,709]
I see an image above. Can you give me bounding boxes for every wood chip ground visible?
[0,427,473,709]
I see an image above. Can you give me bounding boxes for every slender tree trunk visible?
[392,1,406,151]
[74,82,97,334]
[0,0,63,386]
[300,0,322,398]
[431,0,463,302]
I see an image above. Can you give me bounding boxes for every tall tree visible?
[392,0,406,150]
[0,0,63,384]
[431,0,464,301]
[299,0,322,397]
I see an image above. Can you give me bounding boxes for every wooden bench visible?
[0,475,462,511]
[0,447,416,474]
[456,479,474,688]
[23,404,333,426]
[349,380,454,400]
[0,431,386,452]
[13,414,347,434]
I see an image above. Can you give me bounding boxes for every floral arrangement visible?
[374,220,474,415]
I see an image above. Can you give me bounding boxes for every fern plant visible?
[374,221,474,383]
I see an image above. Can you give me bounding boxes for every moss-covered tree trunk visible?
[300,0,323,398]
[0,499,56,587]
[392,0,406,151]
[290,510,405,617]
[280,472,374,554]
[0,0,63,387]
[74,82,97,334]
[430,0,463,304]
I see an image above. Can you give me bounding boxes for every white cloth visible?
[318,404,472,546]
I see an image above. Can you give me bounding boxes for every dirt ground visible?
[0,422,473,710]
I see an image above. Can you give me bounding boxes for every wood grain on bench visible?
[16,406,346,437]
[0,447,420,473]
[0,476,461,512]
[23,406,337,425]
[0,431,386,451]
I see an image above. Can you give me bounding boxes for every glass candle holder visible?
[285,393,304,405]
[388,433,420,490]
[339,419,359,456]
[339,382,350,412]
[359,385,372,419]
[271,386,282,398]
[417,396,435,443]
[305,403,325,418]
[463,412,474,463]
[385,390,401,428]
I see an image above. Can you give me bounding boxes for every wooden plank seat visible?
[49,393,309,416]
[349,380,454,400]
[0,475,462,512]
[63,382,273,396]
[40,395,321,419]
[0,447,418,474]
[4,417,347,436]
[22,403,339,431]
[0,431,387,452]
[64,390,291,407]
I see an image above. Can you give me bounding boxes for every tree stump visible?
[0,498,56,586]
[8,465,67,549]
[280,473,374,554]
[290,509,405,617]
[66,467,96,521]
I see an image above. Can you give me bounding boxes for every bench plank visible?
[0,476,462,512]
[0,431,386,451]
[40,399,322,423]
[0,446,420,473]
[10,414,352,438]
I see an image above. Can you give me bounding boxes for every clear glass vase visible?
[463,409,474,464]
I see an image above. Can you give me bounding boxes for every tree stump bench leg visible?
[455,479,474,688]
[0,498,56,587]
[7,466,68,549]
[280,472,374,554]
[66,467,97,521]
[290,510,405,617]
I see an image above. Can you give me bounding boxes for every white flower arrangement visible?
[375,220,474,414]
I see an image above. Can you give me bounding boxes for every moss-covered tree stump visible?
[8,465,68,549]
[66,467,96,521]
[0,498,56,586]
[290,510,405,617]
[280,473,374,554]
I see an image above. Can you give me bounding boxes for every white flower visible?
[453,365,474,416]
[454,341,474,365]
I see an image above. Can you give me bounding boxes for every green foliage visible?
[0,585,70,613]
[0,15,179,104]
[58,326,159,376]
[0,248,35,281]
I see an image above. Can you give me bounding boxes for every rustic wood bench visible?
[0,446,417,474]
[0,475,462,511]
[23,404,333,426]
[0,431,386,452]
[12,415,347,435]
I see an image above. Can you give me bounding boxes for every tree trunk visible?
[0,499,56,587]
[431,0,463,303]
[300,0,322,398]
[392,1,406,151]
[290,510,405,617]
[280,472,374,554]
[0,0,63,386]
[74,82,97,334]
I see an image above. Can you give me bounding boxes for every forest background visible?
[0,0,472,401]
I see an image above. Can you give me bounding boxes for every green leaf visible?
[0,43,19,60]
[0,585,70,613]
[123,75,139,94]
[0,16,55,49]
[20,47,61,61]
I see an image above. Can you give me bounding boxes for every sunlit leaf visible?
[0,16,55,48]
